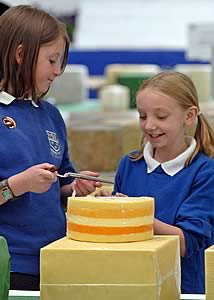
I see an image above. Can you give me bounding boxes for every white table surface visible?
[9,290,206,299]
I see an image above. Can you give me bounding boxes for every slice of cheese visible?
[205,245,214,300]
[40,235,180,300]
[67,196,154,242]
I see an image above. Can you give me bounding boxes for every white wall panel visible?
[5,0,214,49]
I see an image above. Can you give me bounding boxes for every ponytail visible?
[186,113,214,165]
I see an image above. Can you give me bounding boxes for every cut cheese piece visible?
[40,235,180,300]
[205,245,214,300]
[67,196,154,242]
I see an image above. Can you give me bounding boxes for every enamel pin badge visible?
[2,116,16,129]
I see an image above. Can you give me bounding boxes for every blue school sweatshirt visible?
[0,97,75,275]
[113,152,214,294]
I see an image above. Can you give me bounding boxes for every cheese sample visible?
[205,245,214,300]
[40,235,180,300]
[67,196,154,243]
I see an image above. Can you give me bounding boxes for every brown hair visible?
[130,71,214,164]
[0,5,70,100]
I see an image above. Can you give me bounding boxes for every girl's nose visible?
[144,119,156,130]
[53,64,62,77]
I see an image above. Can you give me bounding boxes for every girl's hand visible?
[8,163,57,196]
[95,191,127,197]
[95,189,112,196]
[70,171,102,196]
[115,192,127,197]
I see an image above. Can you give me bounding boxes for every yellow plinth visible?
[40,235,180,300]
[205,245,214,300]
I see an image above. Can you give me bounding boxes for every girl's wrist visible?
[8,172,29,197]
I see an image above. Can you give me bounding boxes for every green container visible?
[0,236,10,300]
[117,73,155,109]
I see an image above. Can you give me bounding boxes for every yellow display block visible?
[205,245,214,300]
[40,235,180,300]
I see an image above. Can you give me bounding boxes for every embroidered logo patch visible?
[2,116,16,129]
[46,130,61,157]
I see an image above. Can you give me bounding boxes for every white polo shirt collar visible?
[143,137,197,176]
[0,91,39,107]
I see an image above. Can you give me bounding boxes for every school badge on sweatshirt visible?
[46,130,61,157]
[2,116,16,129]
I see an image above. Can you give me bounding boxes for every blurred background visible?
[2,0,214,176]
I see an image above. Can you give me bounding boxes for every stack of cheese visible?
[205,245,214,299]
[40,196,181,300]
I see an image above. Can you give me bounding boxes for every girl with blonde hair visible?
[112,71,214,294]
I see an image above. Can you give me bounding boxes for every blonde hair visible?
[0,5,70,101]
[129,71,214,164]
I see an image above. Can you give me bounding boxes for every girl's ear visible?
[185,106,198,127]
[15,44,24,65]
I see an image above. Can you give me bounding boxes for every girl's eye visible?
[139,116,146,120]
[49,59,56,64]
[157,115,167,119]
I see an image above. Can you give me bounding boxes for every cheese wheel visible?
[67,196,154,242]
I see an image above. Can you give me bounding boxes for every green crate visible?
[117,73,155,109]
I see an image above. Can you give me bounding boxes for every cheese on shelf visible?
[40,235,180,300]
[67,196,154,243]
[68,124,122,172]
[66,111,141,172]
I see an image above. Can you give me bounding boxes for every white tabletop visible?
[9,290,205,299]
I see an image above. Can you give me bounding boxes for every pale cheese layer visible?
[68,196,154,210]
[68,230,154,243]
[67,215,153,227]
